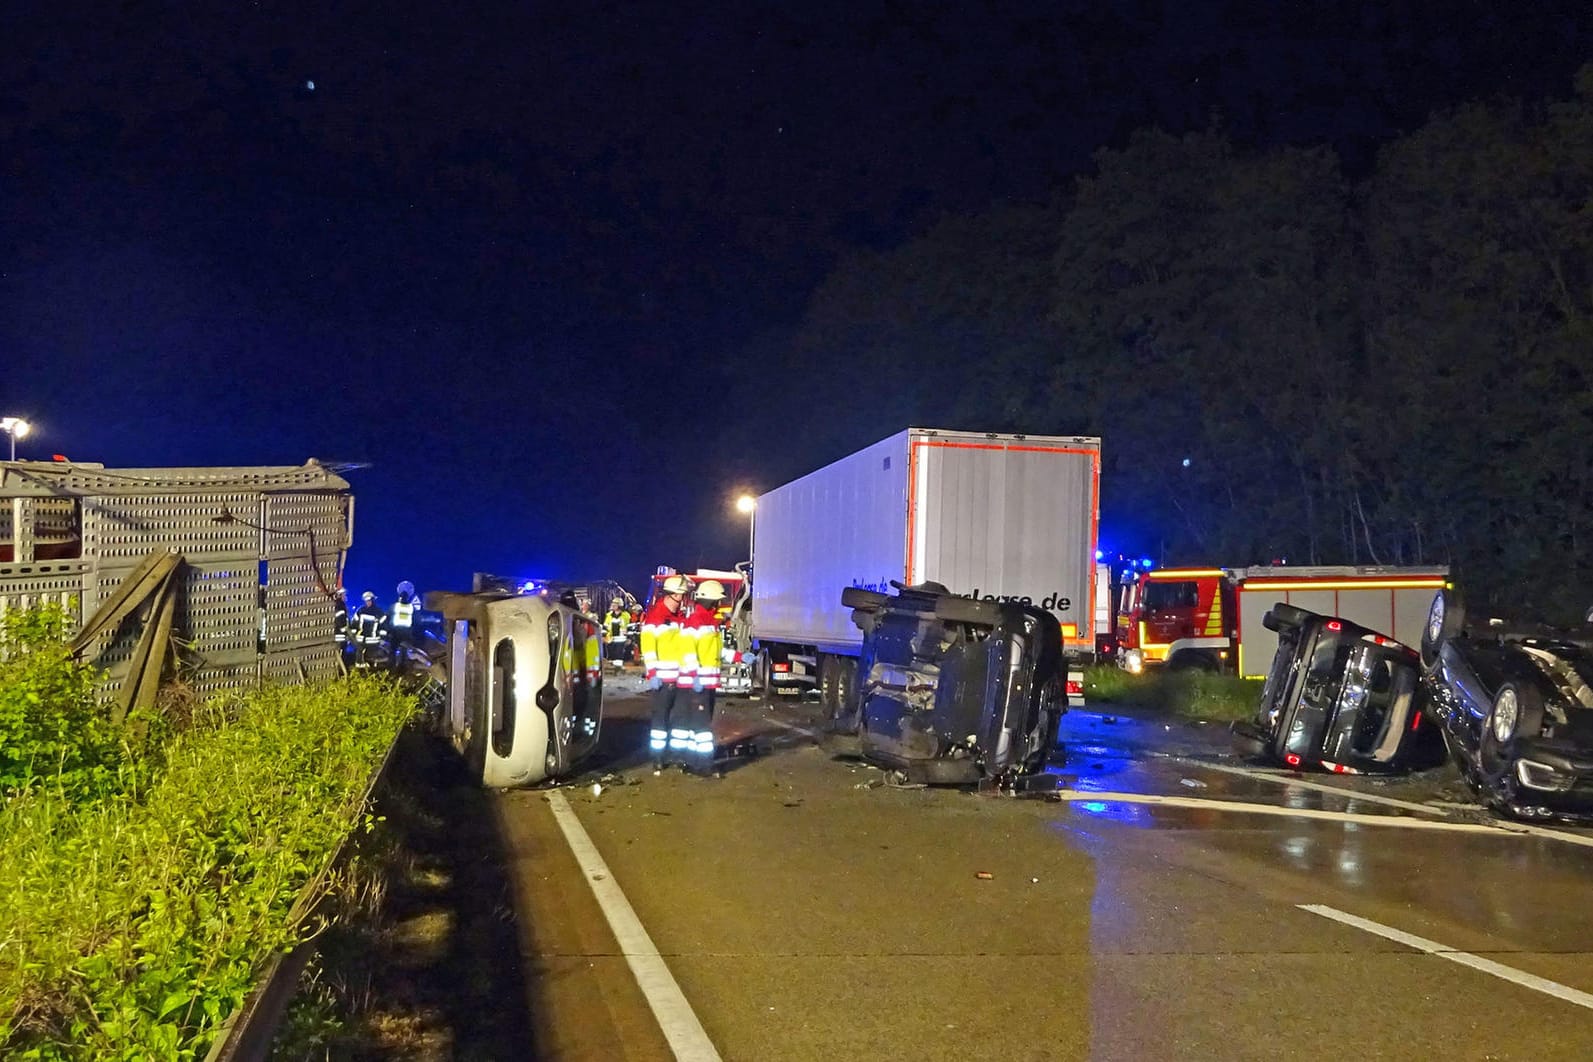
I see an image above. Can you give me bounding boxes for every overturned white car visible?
[426,590,604,787]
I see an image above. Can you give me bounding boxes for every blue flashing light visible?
[1094,549,1104,561]
[1140,558,1154,569]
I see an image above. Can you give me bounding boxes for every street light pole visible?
[1,417,31,461]
[735,494,757,564]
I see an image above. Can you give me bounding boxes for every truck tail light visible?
[773,662,790,673]
[1066,678,1083,696]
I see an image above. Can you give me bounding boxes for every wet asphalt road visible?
[490,670,1593,1061]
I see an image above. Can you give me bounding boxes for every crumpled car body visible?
[1232,603,1441,773]
[1420,588,1593,820]
[837,582,1065,785]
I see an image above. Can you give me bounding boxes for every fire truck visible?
[1115,565,1448,678]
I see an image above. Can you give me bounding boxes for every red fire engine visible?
[1115,565,1448,678]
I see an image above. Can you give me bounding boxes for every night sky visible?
[4,1,1590,600]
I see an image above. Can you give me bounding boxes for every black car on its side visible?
[1232,603,1443,773]
[1420,588,1593,820]
[833,581,1065,786]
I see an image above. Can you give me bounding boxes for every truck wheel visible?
[1168,650,1218,672]
[841,587,889,610]
[1420,588,1466,669]
[934,595,1002,625]
[819,654,841,718]
[836,656,859,716]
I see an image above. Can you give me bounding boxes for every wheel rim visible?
[1492,687,1519,744]
[1426,595,1445,645]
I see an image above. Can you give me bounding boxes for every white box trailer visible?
[748,427,1100,702]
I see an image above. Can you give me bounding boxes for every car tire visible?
[1420,587,1466,669]
[1479,680,1544,778]
[840,587,889,610]
[934,595,1003,625]
[1265,603,1312,630]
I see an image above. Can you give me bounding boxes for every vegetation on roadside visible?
[1083,664,1260,722]
[0,604,416,1061]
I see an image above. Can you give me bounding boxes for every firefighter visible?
[353,590,386,669]
[332,587,352,669]
[603,598,631,668]
[684,579,727,778]
[388,580,420,670]
[641,574,693,773]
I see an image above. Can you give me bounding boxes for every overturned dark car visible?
[830,582,1064,786]
[1420,588,1593,820]
[1233,603,1444,773]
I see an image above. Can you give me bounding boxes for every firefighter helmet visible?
[661,574,692,596]
[362,590,376,602]
[694,579,727,603]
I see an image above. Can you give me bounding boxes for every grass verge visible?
[1084,664,1261,723]
[0,675,416,1060]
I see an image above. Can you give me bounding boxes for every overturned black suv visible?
[1233,604,1444,773]
[1420,588,1593,820]
[832,581,1065,786]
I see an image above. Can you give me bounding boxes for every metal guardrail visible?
[203,722,407,1062]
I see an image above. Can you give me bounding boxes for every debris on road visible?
[590,783,604,797]
[975,871,994,880]
[1101,715,1118,724]
[1180,778,1208,789]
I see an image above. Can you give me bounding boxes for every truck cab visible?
[1116,568,1232,673]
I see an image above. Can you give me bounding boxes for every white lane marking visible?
[1299,903,1593,1011]
[1057,790,1535,835]
[1169,758,1593,849]
[546,789,722,1061]
[1168,757,1450,816]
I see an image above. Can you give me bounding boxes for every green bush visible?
[1083,664,1261,722]
[0,675,415,1060]
[0,604,125,802]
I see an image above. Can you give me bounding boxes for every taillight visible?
[1410,710,1422,732]
[1325,621,1342,631]
[773,662,790,672]
[1285,753,1302,766]
[1066,679,1083,695]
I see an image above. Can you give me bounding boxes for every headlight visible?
[1124,650,1143,674]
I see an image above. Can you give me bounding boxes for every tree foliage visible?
[772,65,1593,620]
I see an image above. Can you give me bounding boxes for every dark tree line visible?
[763,67,1593,620]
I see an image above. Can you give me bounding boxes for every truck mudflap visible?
[844,582,1065,783]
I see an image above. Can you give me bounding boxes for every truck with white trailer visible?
[746,427,1100,719]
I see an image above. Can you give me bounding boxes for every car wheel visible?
[1479,680,1544,778]
[933,595,1003,625]
[1264,603,1312,630]
[1420,587,1466,669]
[840,587,889,610]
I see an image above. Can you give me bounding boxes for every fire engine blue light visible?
[1094,549,1103,561]
[1140,558,1154,569]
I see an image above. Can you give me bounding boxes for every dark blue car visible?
[1420,588,1593,820]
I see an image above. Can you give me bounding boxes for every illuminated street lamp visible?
[735,493,756,562]
[1,417,31,461]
